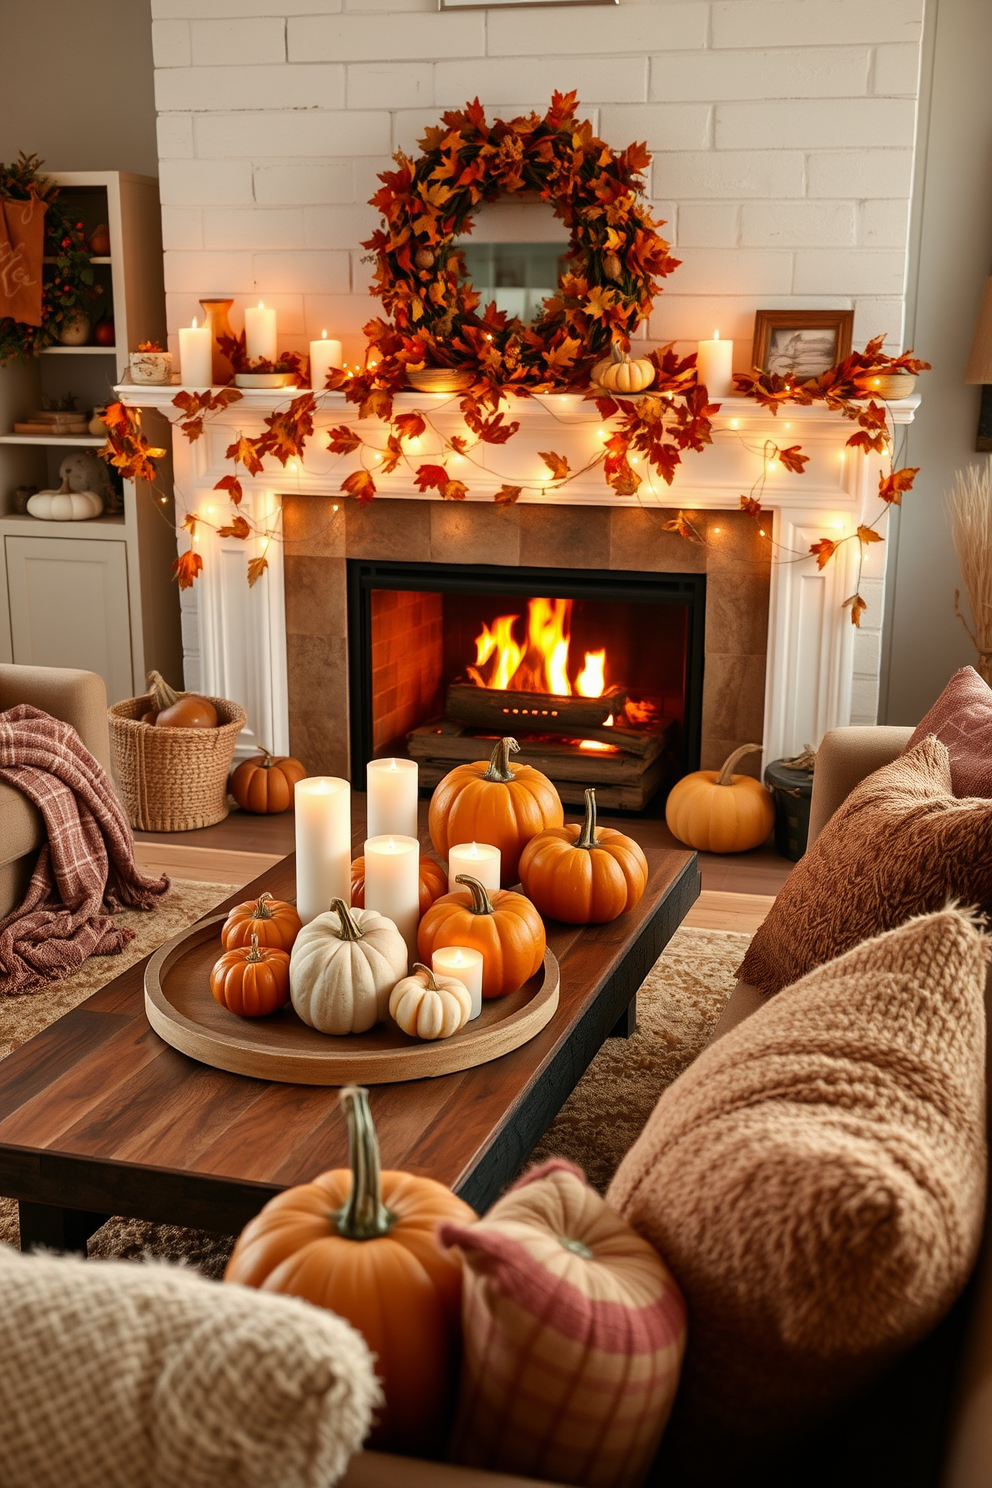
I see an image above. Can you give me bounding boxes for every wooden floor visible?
[134,806,790,935]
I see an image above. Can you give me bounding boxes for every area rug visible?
[0,883,750,1277]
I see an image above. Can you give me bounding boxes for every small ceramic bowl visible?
[130,351,174,385]
[406,367,474,394]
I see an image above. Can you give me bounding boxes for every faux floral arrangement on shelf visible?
[98,93,929,626]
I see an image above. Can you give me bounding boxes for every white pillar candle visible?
[367,757,419,840]
[364,834,420,963]
[245,301,277,363]
[309,330,344,389]
[447,841,501,895]
[696,330,734,398]
[432,946,484,1021]
[178,317,212,387]
[295,777,352,925]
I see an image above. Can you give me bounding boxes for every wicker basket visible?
[406,367,474,394]
[857,371,917,400]
[109,691,247,832]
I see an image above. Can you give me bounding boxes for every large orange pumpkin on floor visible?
[209,934,291,1017]
[220,891,302,953]
[665,743,775,853]
[429,736,563,887]
[519,787,649,924]
[229,746,307,814]
[417,873,546,998]
[224,1084,475,1456]
[351,854,448,916]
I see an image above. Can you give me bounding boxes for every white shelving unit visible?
[0,171,182,703]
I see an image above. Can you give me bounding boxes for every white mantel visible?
[118,381,918,773]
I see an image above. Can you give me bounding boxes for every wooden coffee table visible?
[0,813,698,1253]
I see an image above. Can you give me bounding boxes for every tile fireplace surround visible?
[119,385,918,788]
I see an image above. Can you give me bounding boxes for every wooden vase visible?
[198,297,236,386]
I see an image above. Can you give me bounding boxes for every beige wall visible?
[0,0,157,178]
[881,0,992,723]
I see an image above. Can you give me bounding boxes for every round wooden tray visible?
[144,916,560,1086]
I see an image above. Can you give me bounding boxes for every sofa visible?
[0,664,114,921]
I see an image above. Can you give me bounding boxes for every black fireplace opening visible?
[347,559,705,813]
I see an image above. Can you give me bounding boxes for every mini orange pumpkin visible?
[665,743,775,853]
[351,854,448,916]
[220,891,302,953]
[224,1084,475,1456]
[229,746,307,814]
[519,787,649,924]
[209,933,291,1017]
[417,873,546,999]
[429,737,563,887]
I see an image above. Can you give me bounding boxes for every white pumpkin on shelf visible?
[26,489,104,522]
[389,963,473,1042]
[289,897,408,1036]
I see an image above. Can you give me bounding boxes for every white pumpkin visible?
[389,962,472,1041]
[27,490,104,522]
[290,897,407,1035]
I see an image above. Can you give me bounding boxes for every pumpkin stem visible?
[330,897,365,942]
[455,874,495,916]
[245,933,264,963]
[336,1085,396,1240]
[252,892,274,920]
[146,668,179,713]
[483,736,520,783]
[255,745,276,767]
[575,787,600,850]
[715,743,764,787]
[413,961,440,991]
[610,341,625,365]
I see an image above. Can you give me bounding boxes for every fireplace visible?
[347,560,705,811]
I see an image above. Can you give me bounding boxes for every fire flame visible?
[468,598,606,698]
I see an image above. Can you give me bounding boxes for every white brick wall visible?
[152,0,925,371]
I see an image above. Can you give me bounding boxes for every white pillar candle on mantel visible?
[447,842,501,895]
[696,331,734,398]
[364,834,420,962]
[367,757,419,840]
[432,945,484,1021]
[244,301,277,363]
[178,317,212,387]
[309,329,343,390]
[295,776,351,925]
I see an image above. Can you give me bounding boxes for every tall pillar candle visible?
[178,317,212,387]
[447,842,501,895]
[295,777,351,924]
[309,330,343,389]
[432,945,484,1021]
[245,301,277,363]
[367,757,419,840]
[696,331,734,398]
[363,834,420,963]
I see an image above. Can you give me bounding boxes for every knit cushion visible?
[0,1245,380,1488]
[608,907,989,1441]
[905,665,992,796]
[736,734,992,997]
[439,1160,686,1488]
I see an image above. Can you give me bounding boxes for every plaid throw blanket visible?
[0,704,169,995]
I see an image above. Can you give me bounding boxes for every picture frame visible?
[751,310,854,380]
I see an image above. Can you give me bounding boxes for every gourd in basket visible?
[141,669,218,728]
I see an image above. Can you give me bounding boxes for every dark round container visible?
[763,758,815,862]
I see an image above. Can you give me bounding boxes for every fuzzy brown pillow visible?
[736,734,992,998]
[607,907,989,1442]
[905,664,992,797]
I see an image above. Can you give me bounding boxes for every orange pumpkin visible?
[417,873,546,999]
[519,787,649,924]
[351,854,448,916]
[429,736,563,887]
[209,933,291,1017]
[220,891,302,953]
[224,1084,475,1456]
[665,743,775,853]
[229,746,307,814]
[142,669,218,729]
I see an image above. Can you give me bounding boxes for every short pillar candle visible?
[295,777,352,924]
[178,317,212,387]
[245,301,277,363]
[309,330,343,389]
[447,842,501,895]
[431,945,484,1021]
[696,330,734,398]
[363,834,420,963]
[367,757,419,840]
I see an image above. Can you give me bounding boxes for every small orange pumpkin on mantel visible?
[429,736,563,887]
[220,891,302,953]
[519,787,649,924]
[224,1084,475,1456]
[417,873,546,999]
[664,743,775,854]
[229,745,307,814]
